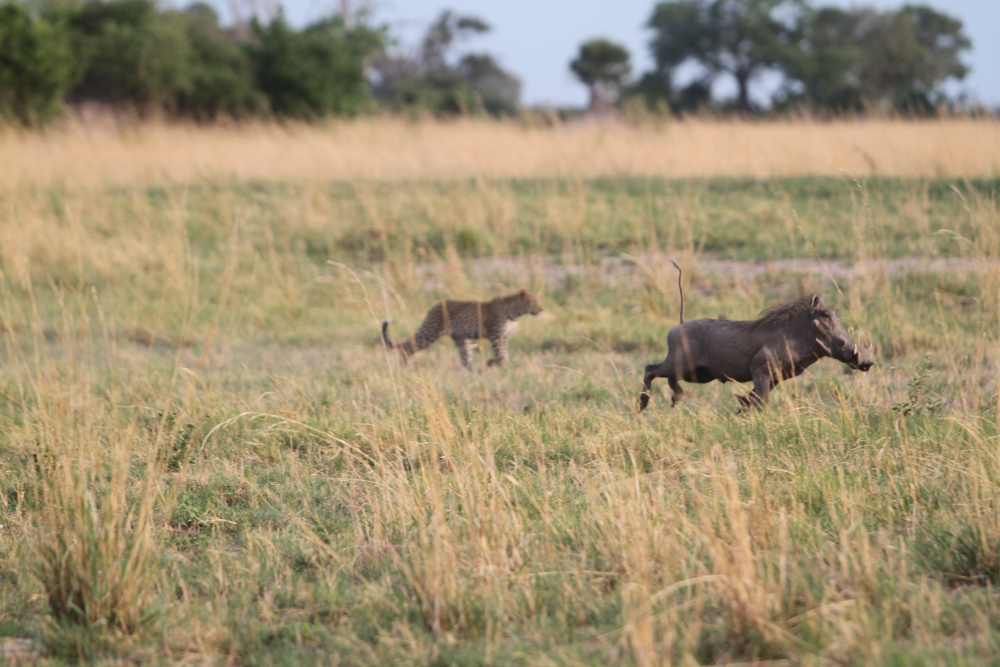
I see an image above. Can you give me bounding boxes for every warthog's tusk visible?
[853,344,858,356]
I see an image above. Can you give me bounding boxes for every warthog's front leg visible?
[739,352,775,412]
[668,377,684,406]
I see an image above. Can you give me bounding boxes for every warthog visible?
[638,262,873,412]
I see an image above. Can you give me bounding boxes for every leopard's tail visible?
[380,319,396,349]
[670,259,684,324]
[381,319,415,360]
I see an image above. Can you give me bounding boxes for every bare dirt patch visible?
[407,253,999,291]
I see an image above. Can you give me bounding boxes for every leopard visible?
[381,289,543,370]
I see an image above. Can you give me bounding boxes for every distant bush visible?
[0,1,75,125]
[175,3,265,120]
[634,0,973,116]
[0,0,384,125]
[63,0,193,112]
[246,14,384,119]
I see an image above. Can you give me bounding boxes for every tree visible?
[777,4,971,113]
[175,3,265,120]
[65,0,194,113]
[1,0,392,122]
[569,38,631,111]
[370,9,520,117]
[0,1,75,125]
[645,0,801,112]
[247,13,384,118]
[421,10,488,69]
[458,53,520,116]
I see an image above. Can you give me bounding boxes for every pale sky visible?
[213,0,999,108]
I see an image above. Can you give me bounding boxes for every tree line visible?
[0,0,975,126]
[575,0,972,115]
[0,0,521,125]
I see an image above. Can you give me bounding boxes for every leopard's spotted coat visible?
[381,290,542,369]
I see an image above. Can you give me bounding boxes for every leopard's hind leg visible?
[400,311,445,362]
[453,337,475,371]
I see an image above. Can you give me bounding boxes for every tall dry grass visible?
[1,116,998,188]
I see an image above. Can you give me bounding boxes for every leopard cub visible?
[381,289,542,370]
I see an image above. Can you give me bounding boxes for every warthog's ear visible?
[810,294,825,311]
[519,288,529,298]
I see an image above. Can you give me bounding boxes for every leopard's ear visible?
[519,288,529,298]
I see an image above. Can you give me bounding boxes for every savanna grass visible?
[0,122,998,664]
[1,116,998,187]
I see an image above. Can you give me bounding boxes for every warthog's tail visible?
[670,259,684,324]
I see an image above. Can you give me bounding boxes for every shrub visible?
[247,13,384,119]
[0,1,75,125]
[176,3,265,120]
[65,0,193,113]
[34,447,160,651]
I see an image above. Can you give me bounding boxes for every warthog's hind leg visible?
[639,357,677,412]
[639,366,656,411]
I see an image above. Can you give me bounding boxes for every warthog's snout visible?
[846,343,874,372]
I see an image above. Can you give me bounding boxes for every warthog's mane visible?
[750,295,814,329]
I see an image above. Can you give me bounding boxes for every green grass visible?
[0,175,998,664]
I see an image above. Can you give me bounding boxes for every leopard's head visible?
[518,289,543,316]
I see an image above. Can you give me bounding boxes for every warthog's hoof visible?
[638,392,650,412]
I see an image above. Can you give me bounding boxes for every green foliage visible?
[247,13,384,119]
[892,354,944,416]
[0,1,75,124]
[65,0,194,112]
[0,0,386,123]
[175,3,265,120]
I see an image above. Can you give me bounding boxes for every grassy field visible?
[0,119,999,665]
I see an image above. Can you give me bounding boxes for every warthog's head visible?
[808,294,874,372]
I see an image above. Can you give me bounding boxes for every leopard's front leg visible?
[486,333,508,367]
